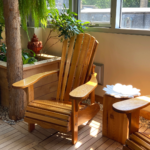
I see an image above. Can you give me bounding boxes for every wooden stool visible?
[103,94,129,144]
[112,95,150,149]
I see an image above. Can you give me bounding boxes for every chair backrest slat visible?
[64,34,84,102]
[85,40,99,82]
[72,33,91,90]
[60,36,76,102]
[56,34,99,103]
[80,36,96,85]
[56,39,68,100]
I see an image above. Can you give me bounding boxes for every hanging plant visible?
[0,0,56,38]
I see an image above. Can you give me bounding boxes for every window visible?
[78,0,112,27]
[72,0,150,35]
[121,0,150,30]
[55,0,69,13]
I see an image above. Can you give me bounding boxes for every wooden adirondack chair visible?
[113,96,150,149]
[12,33,100,144]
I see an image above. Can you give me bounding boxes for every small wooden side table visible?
[102,94,129,144]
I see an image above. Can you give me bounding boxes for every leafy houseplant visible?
[41,5,89,53]
[22,49,37,64]
[0,43,37,64]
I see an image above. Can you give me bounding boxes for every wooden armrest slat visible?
[113,96,150,114]
[69,73,97,100]
[12,69,59,89]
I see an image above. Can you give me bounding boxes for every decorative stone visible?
[27,34,43,54]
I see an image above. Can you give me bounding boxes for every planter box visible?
[0,56,61,107]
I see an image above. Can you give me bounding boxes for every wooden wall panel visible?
[23,62,59,78]
[34,74,58,88]
[0,89,9,106]
[0,60,60,107]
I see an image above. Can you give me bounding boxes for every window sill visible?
[85,26,150,36]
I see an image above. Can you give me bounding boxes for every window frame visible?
[70,0,150,36]
[75,0,112,28]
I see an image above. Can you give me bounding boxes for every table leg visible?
[126,110,140,135]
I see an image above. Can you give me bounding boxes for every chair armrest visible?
[113,96,150,114]
[69,73,98,100]
[12,69,59,89]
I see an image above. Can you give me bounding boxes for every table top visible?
[113,95,150,114]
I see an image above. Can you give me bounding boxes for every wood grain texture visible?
[32,100,72,110]
[56,39,68,100]
[78,103,100,126]
[123,146,131,150]
[135,132,150,144]
[0,60,60,107]
[113,95,150,114]
[25,85,34,104]
[64,34,84,102]
[0,111,125,149]
[26,106,69,120]
[103,95,129,144]
[25,112,69,126]
[13,70,59,89]
[72,99,78,144]
[86,40,99,82]
[130,134,150,149]
[140,109,150,121]
[11,33,100,145]
[28,123,35,132]
[73,33,91,89]
[80,36,96,85]
[126,139,142,150]
[90,91,95,104]
[113,96,150,150]
[127,110,139,135]
[60,36,75,101]
[69,73,97,100]
[28,102,71,115]
[24,117,69,133]
[34,81,58,99]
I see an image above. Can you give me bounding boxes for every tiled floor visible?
[0,111,125,150]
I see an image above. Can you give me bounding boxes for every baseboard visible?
[140,109,150,120]
[95,95,103,104]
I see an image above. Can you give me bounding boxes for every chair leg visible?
[90,91,95,104]
[72,100,78,145]
[28,123,35,132]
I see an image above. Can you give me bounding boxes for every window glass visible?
[78,0,111,26]
[121,0,150,30]
[56,0,69,13]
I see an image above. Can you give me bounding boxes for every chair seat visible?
[24,100,86,132]
[123,132,150,150]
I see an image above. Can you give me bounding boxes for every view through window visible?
[78,0,111,26]
[121,0,150,30]
[55,0,69,13]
